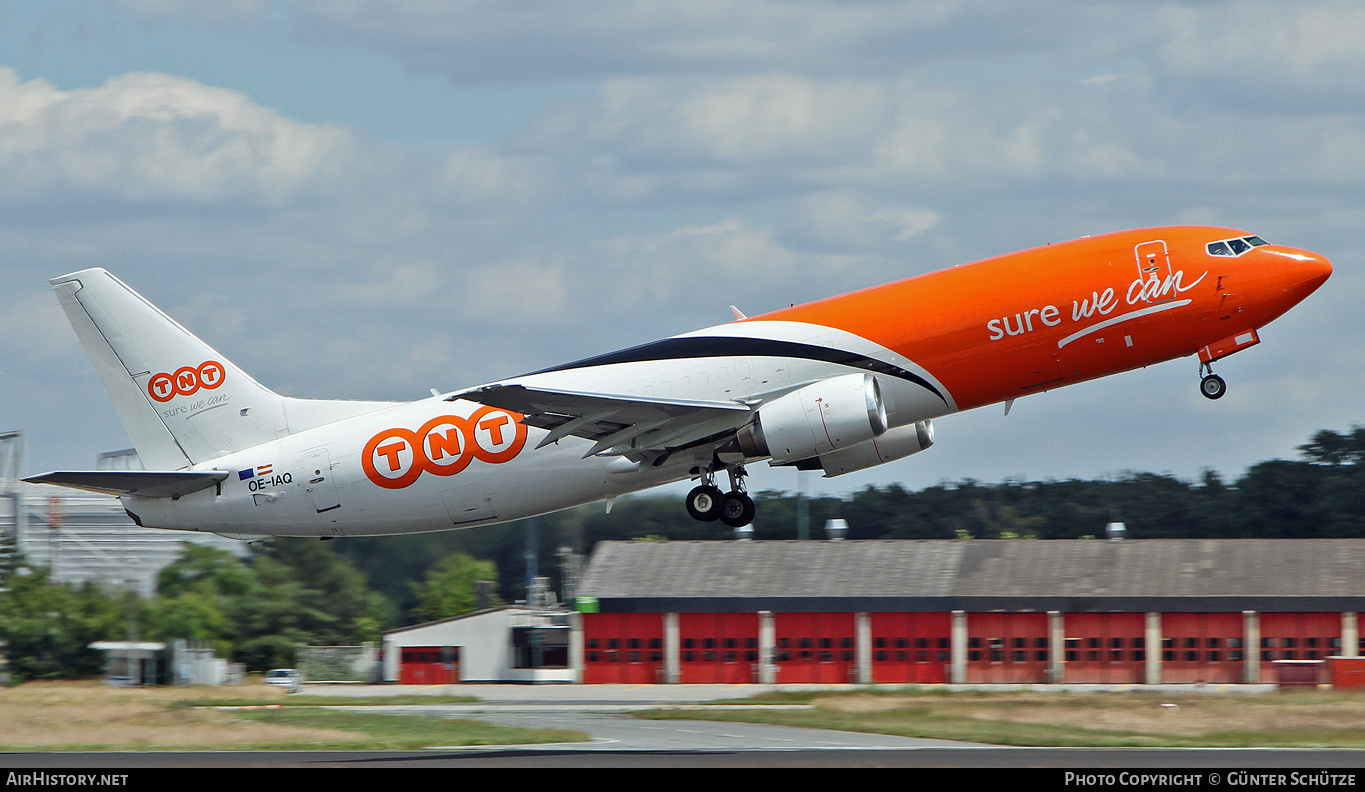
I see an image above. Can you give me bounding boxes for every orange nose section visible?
[1291,248,1333,297]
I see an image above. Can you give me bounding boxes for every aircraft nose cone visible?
[1296,249,1332,294]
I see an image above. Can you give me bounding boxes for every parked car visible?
[264,668,302,693]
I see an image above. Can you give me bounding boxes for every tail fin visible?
[52,269,291,468]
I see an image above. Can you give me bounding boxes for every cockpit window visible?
[1206,235,1268,257]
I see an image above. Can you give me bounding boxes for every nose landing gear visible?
[1199,361,1226,400]
[686,465,755,527]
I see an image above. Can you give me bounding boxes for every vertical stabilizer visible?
[51,269,289,467]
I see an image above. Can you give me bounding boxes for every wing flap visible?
[453,384,753,455]
[23,470,229,498]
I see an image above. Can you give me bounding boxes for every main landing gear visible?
[686,465,756,528]
[1199,361,1226,400]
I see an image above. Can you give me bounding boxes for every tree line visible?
[0,534,496,682]
[3,425,1364,682]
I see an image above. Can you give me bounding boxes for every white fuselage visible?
[125,320,953,537]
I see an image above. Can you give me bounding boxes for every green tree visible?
[1299,426,1365,466]
[223,539,393,669]
[143,543,258,659]
[0,568,123,682]
[410,552,500,623]
[157,542,255,599]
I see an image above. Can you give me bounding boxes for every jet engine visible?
[735,373,888,464]
[809,419,934,477]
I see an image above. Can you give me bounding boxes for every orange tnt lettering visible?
[361,408,527,489]
[479,414,510,446]
[146,360,226,402]
[427,427,464,460]
[198,361,225,387]
[376,441,408,472]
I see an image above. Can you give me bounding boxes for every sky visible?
[1,0,1362,501]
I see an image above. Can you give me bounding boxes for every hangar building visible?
[573,539,1365,685]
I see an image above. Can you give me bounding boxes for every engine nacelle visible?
[736,373,887,464]
[813,420,935,477]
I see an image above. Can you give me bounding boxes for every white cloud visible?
[583,219,794,310]
[439,148,551,209]
[1153,1,1365,115]
[520,75,885,168]
[873,92,1051,179]
[0,68,353,206]
[463,258,568,321]
[678,75,886,162]
[1159,2,1365,76]
[782,190,940,251]
[285,0,997,82]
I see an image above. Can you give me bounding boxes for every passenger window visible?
[1207,241,1232,256]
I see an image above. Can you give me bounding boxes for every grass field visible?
[0,680,586,751]
[641,688,1365,748]
[10,680,1365,750]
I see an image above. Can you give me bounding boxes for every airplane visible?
[25,225,1331,538]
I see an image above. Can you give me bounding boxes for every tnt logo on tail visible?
[148,361,225,402]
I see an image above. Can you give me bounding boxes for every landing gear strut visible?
[686,465,755,527]
[1199,361,1226,400]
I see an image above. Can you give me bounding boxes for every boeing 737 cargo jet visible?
[26,226,1331,537]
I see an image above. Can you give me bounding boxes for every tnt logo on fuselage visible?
[147,361,226,403]
[361,406,528,489]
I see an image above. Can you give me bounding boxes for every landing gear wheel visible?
[686,485,724,522]
[1200,374,1226,400]
[719,491,756,528]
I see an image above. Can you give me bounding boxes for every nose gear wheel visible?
[1198,361,1226,400]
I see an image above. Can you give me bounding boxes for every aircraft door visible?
[1133,240,1173,304]
[301,447,342,514]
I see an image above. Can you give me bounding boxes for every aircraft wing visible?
[453,384,754,458]
[23,470,229,499]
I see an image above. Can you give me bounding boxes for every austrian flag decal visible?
[238,464,273,481]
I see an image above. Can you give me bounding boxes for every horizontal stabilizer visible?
[23,470,228,499]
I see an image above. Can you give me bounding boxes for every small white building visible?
[383,606,578,684]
